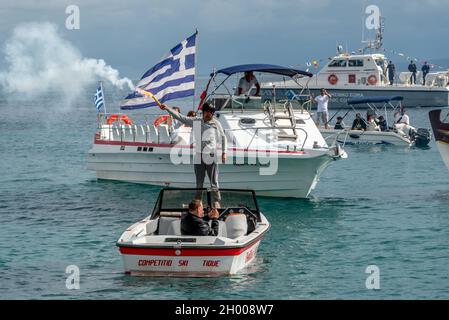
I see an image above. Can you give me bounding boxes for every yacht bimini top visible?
[347,96,404,105]
[213,64,313,78]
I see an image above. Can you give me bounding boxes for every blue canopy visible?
[213,64,312,78]
[347,96,404,105]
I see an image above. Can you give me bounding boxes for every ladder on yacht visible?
[267,102,298,140]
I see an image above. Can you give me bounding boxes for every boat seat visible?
[166,219,227,237]
[158,124,171,144]
[217,221,227,237]
[225,214,248,239]
[158,217,178,235]
[167,219,182,236]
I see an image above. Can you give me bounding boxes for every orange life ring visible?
[154,115,171,127]
[106,114,133,125]
[328,74,338,85]
[367,75,378,85]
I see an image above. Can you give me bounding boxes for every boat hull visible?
[436,140,449,171]
[320,129,411,146]
[262,87,449,109]
[87,141,335,198]
[118,240,261,276]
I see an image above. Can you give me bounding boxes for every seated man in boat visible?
[334,116,345,130]
[351,113,367,131]
[377,115,388,132]
[181,200,219,236]
[235,71,261,96]
[366,114,380,131]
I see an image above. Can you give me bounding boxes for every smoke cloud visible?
[0,22,133,103]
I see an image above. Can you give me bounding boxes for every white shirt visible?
[315,95,329,112]
[396,113,410,125]
[236,76,259,95]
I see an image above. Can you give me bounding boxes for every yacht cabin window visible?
[328,59,347,67]
[348,59,364,67]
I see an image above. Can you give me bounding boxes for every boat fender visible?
[328,74,338,85]
[106,114,133,125]
[367,75,377,85]
[154,115,171,127]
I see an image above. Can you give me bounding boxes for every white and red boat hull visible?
[119,240,261,276]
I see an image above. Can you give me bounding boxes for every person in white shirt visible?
[236,71,260,96]
[393,109,414,136]
[311,88,332,129]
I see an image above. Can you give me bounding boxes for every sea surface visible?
[1,80,449,300]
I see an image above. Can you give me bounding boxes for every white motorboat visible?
[117,188,270,276]
[87,64,347,198]
[319,96,431,147]
[429,109,449,171]
[260,21,449,108]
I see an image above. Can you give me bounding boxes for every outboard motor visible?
[411,128,431,148]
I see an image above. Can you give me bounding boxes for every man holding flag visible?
[120,31,226,205]
[160,102,227,207]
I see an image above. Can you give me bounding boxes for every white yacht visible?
[87,64,347,198]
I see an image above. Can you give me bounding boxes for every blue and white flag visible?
[120,31,197,110]
[94,85,104,112]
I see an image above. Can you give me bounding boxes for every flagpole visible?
[100,81,107,117]
[193,29,198,110]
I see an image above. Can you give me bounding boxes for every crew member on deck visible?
[311,88,332,129]
[386,61,396,85]
[408,60,417,85]
[236,71,261,96]
[422,61,430,85]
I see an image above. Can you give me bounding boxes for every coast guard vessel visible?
[261,17,449,108]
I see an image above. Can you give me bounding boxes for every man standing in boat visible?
[236,71,261,96]
[408,60,417,85]
[422,61,430,85]
[160,102,227,207]
[311,88,332,129]
[386,61,396,85]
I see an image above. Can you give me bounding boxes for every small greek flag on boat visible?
[94,85,104,111]
[120,31,197,110]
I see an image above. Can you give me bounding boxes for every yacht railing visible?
[224,124,309,151]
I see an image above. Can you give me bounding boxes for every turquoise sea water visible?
[1,84,449,299]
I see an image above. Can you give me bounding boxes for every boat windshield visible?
[152,188,260,217]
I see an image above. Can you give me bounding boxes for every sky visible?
[0,0,448,79]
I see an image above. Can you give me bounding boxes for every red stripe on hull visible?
[119,240,260,257]
[93,138,305,155]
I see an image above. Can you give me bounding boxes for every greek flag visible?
[94,85,104,111]
[120,31,197,110]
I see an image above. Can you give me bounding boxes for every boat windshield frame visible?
[326,96,404,130]
[199,64,312,112]
[150,188,261,221]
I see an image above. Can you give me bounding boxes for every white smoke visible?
[0,22,134,102]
